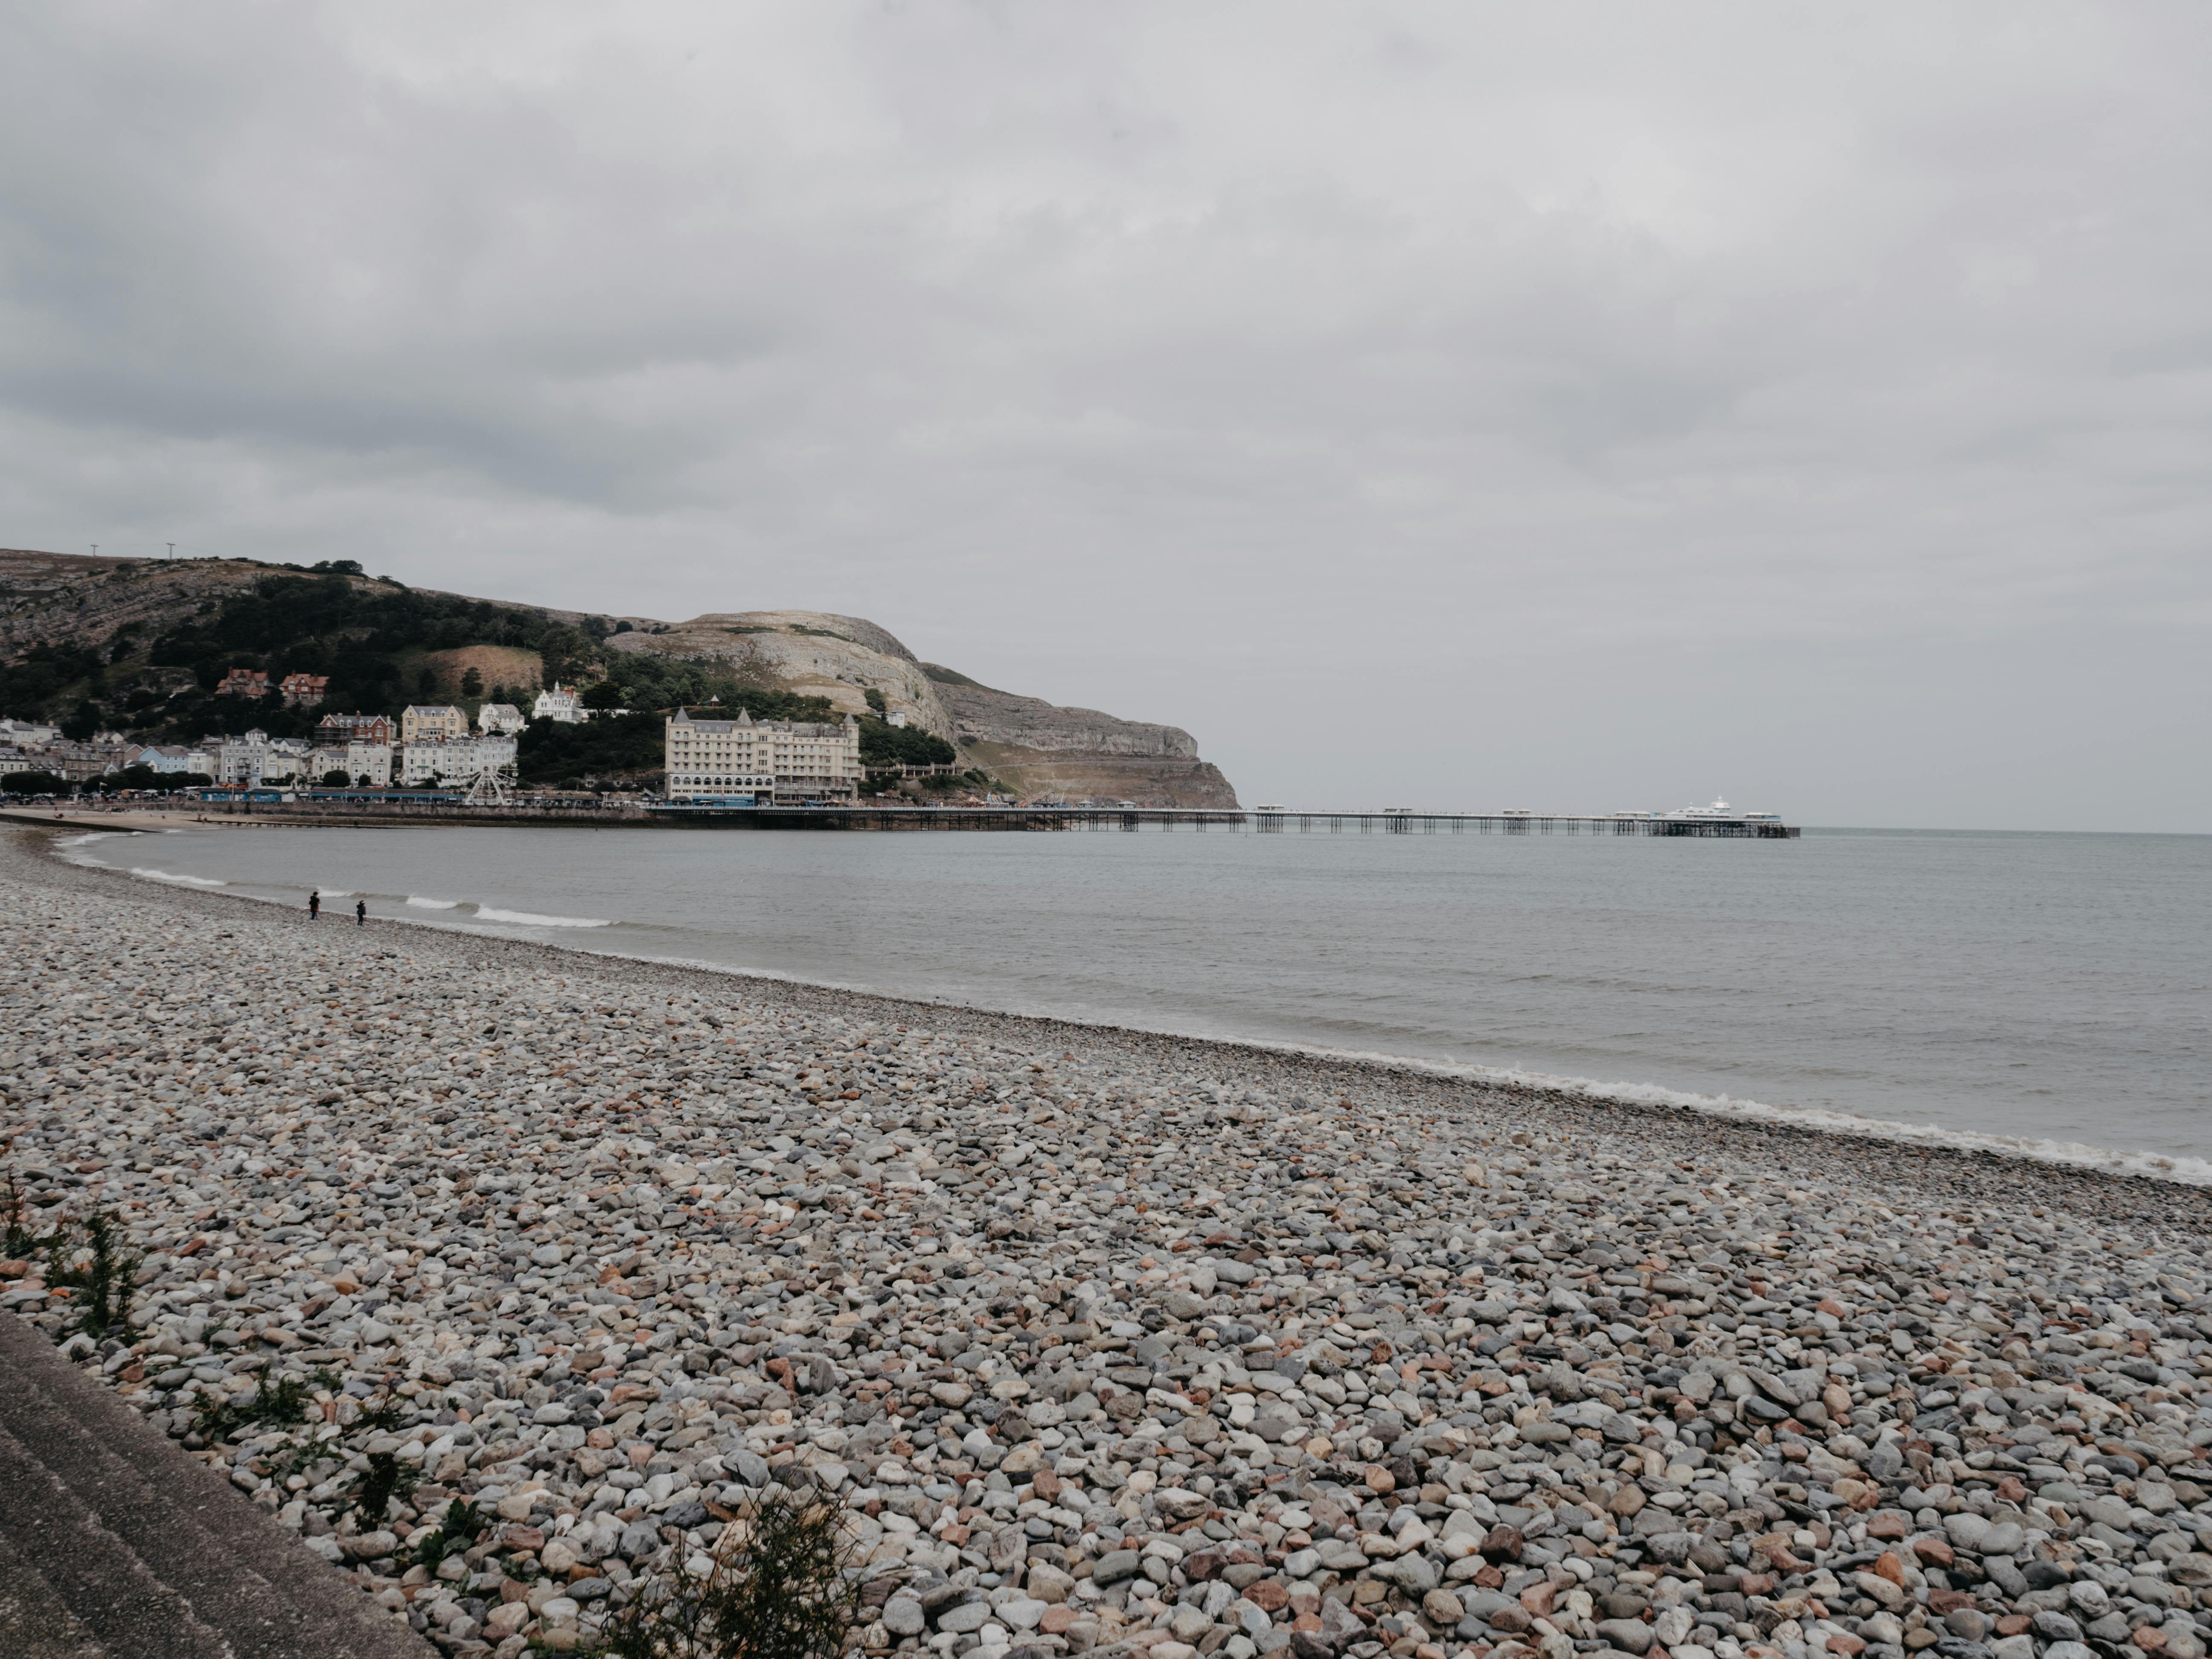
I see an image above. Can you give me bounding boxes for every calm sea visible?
[62,824,2212,1174]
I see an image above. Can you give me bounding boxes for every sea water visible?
[58,824,2212,1172]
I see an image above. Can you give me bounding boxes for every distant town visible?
[0,675,1038,808]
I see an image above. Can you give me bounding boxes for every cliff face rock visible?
[605,610,956,740]
[0,550,294,660]
[920,664,1240,808]
[923,667,1200,758]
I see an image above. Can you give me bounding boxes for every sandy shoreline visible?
[9,820,2212,1659]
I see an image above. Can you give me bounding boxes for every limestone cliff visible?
[603,610,955,739]
[921,665,1240,808]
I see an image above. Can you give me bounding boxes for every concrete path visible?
[0,1313,434,1659]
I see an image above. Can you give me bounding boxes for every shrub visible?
[43,1209,143,1339]
[593,1487,861,1659]
[191,1367,335,1441]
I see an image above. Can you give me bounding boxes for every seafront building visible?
[401,704,469,744]
[662,707,862,804]
[133,745,204,776]
[477,702,524,736]
[309,740,393,786]
[399,733,516,788]
[213,731,315,787]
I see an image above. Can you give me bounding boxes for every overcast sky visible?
[3,3,2206,830]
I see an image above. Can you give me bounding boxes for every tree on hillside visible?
[461,667,483,697]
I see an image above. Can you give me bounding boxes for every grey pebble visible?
[10,847,2212,1659]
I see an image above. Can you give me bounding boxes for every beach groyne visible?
[4,823,2210,1659]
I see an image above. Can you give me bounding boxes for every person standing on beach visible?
[309,889,320,920]
[355,899,366,927]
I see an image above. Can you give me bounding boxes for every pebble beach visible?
[9,824,2212,1659]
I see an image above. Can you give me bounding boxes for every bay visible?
[67,823,2212,1165]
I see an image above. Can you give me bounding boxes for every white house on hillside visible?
[533,683,584,723]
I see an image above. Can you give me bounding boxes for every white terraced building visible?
[399,733,516,788]
[308,740,393,787]
[664,707,862,803]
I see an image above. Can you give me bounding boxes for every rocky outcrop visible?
[951,740,1241,809]
[923,666,1240,807]
[605,610,956,739]
[0,550,292,661]
[923,666,1201,759]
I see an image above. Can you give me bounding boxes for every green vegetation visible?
[352,1446,417,1522]
[191,1367,337,1441]
[0,644,108,719]
[856,716,955,768]
[914,768,1001,795]
[592,1488,861,1659]
[408,1496,488,1572]
[1,769,67,795]
[2,1166,62,1260]
[918,662,994,690]
[518,711,666,788]
[2,570,616,740]
[40,1212,143,1345]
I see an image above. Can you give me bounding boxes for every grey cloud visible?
[1,2,2208,828]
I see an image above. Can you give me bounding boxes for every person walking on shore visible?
[309,889,320,920]
[355,899,366,927]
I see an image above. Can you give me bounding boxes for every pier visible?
[73,795,1800,835]
[642,804,1802,836]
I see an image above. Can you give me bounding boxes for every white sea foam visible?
[474,906,611,928]
[406,896,461,909]
[52,831,135,867]
[129,867,227,888]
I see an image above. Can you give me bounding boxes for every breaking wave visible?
[473,906,612,928]
[129,867,227,888]
[406,895,460,909]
